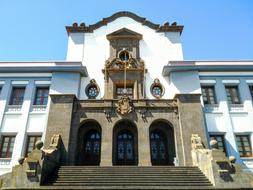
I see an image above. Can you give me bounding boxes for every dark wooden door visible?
[116,130,135,165]
[83,130,101,165]
[150,131,169,165]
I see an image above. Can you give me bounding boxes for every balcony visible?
[204,104,220,113]
[5,105,22,113]
[31,105,47,113]
[0,158,11,166]
[228,104,244,112]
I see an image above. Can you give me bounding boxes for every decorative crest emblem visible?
[116,95,133,115]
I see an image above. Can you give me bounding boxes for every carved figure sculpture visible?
[191,134,204,149]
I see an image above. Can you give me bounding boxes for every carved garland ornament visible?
[150,78,165,99]
[85,79,100,99]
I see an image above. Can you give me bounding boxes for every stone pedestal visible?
[44,94,76,164]
[175,94,208,166]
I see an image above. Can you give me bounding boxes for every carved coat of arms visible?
[116,95,133,115]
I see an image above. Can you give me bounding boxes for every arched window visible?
[119,51,130,61]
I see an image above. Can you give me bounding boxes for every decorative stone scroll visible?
[191,134,204,149]
[105,57,144,70]
[116,95,133,115]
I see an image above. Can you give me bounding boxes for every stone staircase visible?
[42,166,214,189]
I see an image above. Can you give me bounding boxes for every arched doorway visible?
[77,120,101,165]
[113,120,138,165]
[83,130,101,165]
[149,120,175,165]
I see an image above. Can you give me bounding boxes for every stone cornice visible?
[0,62,88,77]
[66,11,183,35]
[78,99,177,110]
[162,61,253,76]
[106,28,143,40]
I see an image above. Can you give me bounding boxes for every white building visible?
[0,11,252,176]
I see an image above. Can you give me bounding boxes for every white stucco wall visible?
[0,77,51,175]
[66,33,84,62]
[167,71,201,98]
[200,75,253,171]
[26,114,47,133]
[67,17,183,99]
[50,72,80,97]
[205,113,228,132]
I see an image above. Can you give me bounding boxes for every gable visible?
[106,28,142,40]
[66,11,183,35]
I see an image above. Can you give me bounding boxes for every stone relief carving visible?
[116,95,133,115]
[49,134,61,149]
[191,134,204,149]
[105,56,144,70]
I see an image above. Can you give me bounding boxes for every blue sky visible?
[0,0,252,61]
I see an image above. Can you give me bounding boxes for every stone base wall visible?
[192,148,253,188]
[44,94,207,167]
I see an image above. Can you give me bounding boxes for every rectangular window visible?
[25,135,41,156]
[210,135,227,155]
[225,86,240,104]
[201,86,217,105]
[236,135,252,157]
[34,87,49,105]
[9,87,25,105]
[249,86,253,100]
[116,86,133,99]
[0,136,15,158]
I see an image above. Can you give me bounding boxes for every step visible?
[56,167,199,171]
[53,174,207,178]
[59,167,199,171]
[40,185,214,190]
[49,178,210,182]
[43,166,213,188]
[47,182,212,186]
[56,171,203,174]
[56,170,203,173]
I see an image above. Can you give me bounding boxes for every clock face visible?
[88,86,98,98]
[152,86,162,98]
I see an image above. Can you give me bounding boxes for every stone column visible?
[100,121,113,166]
[44,94,76,165]
[138,121,151,166]
[175,94,208,166]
